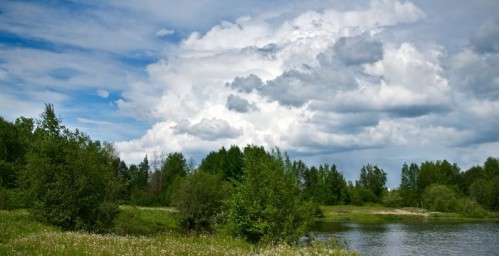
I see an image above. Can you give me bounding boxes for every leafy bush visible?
[382,190,403,208]
[456,198,488,218]
[172,171,232,230]
[423,184,458,212]
[223,146,315,244]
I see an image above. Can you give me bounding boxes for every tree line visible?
[1,104,498,243]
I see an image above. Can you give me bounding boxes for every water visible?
[311,221,499,256]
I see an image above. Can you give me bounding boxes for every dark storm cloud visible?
[226,94,256,113]
[174,118,241,140]
[333,36,384,65]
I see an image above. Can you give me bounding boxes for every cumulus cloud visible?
[471,18,499,54]
[333,36,384,65]
[450,49,499,100]
[115,0,434,162]
[113,0,499,190]
[174,118,242,141]
[228,74,263,93]
[226,94,256,113]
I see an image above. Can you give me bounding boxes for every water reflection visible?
[311,221,499,256]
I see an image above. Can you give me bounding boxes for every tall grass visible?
[0,209,357,255]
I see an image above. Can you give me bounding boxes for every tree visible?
[483,157,499,179]
[173,171,231,229]
[400,162,419,207]
[358,164,387,200]
[325,164,349,205]
[161,152,188,205]
[22,104,119,231]
[417,160,461,195]
[198,145,243,182]
[224,145,315,244]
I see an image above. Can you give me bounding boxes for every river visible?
[311,221,499,256]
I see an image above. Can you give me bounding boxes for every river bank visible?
[319,205,499,223]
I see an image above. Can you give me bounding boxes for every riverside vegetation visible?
[1,104,498,254]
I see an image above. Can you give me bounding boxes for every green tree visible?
[22,104,119,231]
[484,157,499,178]
[198,145,243,182]
[461,166,485,195]
[358,164,387,200]
[161,152,188,205]
[224,145,315,244]
[324,164,349,205]
[399,162,419,207]
[417,160,461,196]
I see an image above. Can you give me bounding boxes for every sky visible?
[1,0,498,187]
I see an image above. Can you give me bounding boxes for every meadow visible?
[0,208,357,256]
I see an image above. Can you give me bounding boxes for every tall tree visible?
[325,164,349,205]
[161,152,188,205]
[358,164,387,199]
[400,162,419,206]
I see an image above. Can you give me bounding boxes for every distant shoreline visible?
[318,205,499,223]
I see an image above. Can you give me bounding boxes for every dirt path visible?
[370,209,431,216]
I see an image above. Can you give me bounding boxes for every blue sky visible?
[1,0,498,187]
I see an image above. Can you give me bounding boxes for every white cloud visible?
[155,28,174,37]
[97,89,109,98]
[115,0,430,164]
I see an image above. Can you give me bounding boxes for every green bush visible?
[172,171,232,230]
[223,146,315,244]
[423,184,458,212]
[0,188,27,210]
[456,198,488,218]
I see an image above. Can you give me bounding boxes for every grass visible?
[0,209,357,255]
[319,204,499,223]
[112,205,180,236]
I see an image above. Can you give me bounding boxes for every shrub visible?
[223,146,315,244]
[172,171,232,230]
[457,198,488,218]
[423,184,458,212]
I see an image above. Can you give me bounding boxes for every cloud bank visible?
[114,0,499,187]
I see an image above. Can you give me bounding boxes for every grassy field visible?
[319,204,499,223]
[0,208,357,255]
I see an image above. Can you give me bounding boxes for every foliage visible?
[399,163,419,207]
[357,164,387,200]
[456,198,488,218]
[423,184,458,212]
[172,171,232,230]
[21,104,120,232]
[382,189,403,208]
[349,186,378,206]
[198,145,244,181]
[224,146,315,244]
[417,160,462,197]
[161,152,188,205]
